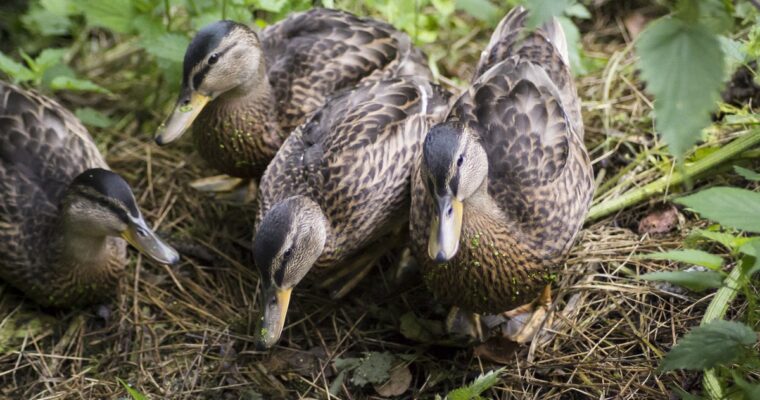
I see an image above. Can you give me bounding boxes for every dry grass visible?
[0,4,757,400]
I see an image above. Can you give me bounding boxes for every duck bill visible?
[154,90,210,145]
[428,195,463,263]
[255,286,292,350]
[122,215,180,265]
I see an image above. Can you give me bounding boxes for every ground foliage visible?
[0,0,759,399]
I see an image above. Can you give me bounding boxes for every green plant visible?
[638,172,760,399]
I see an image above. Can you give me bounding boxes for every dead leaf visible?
[374,363,412,397]
[624,11,649,40]
[473,337,520,364]
[638,204,681,235]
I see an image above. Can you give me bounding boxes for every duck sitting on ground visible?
[252,76,450,349]
[409,7,594,343]
[0,82,179,308]
[154,8,430,193]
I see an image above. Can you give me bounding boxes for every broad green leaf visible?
[456,0,500,25]
[329,370,348,396]
[640,270,724,292]
[333,357,361,371]
[694,0,734,34]
[661,320,757,371]
[117,378,148,400]
[141,33,190,64]
[691,229,745,251]
[523,0,573,30]
[432,0,456,17]
[557,16,587,75]
[564,2,590,19]
[636,17,725,158]
[50,76,110,94]
[0,52,34,83]
[351,352,393,387]
[739,239,760,277]
[21,7,72,36]
[72,0,134,34]
[734,374,760,400]
[671,387,703,400]
[447,368,504,400]
[639,249,724,270]
[256,0,287,13]
[734,166,760,181]
[676,187,760,233]
[75,107,113,128]
[33,49,67,75]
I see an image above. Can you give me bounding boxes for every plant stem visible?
[700,263,746,399]
[586,129,760,222]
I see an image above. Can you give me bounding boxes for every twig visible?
[587,128,760,221]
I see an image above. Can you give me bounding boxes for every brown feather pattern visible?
[410,7,594,313]
[0,82,127,307]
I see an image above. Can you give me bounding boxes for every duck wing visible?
[261,8,431,132]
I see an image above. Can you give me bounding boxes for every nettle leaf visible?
[72,0,134,34]
[676,187,760,233]
[0,52,35,83]
[640,270,724,292]
[455,0,500,25]
[661,320,757,371]
[351,352,393,387]
[639,249,724,270]
[734,166,760,181]
[523,0,573,30]
[33,49,67,75]
[636,17,725,159]
[50,76,111,94]
[141,33,190,64]
[447,368,504,400]
[75,107,113,128]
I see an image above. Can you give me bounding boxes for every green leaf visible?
[676,187,760,233]
[557,16,587,75]
[636,17,725,158]
[447,368,504,400]
[255,0,287,13]
[33,49,67,75]
[432,0,456,17]
[564,2,590,19]
[21,7,72,36]
[734,374,760,400]
[117,378,148,400]
[691,229,745,252]
[640,270,724,292]
[0,52,35,83]
[639,249,724,270]
[739,239,760,277]
[72,0,134,34]
[351,352,393,387]
[75,107,113,128]
[661,320,757,371]
[141,33,190,64]
[734,166,760,181]
[49,76,111,94]
[455,0,500,25]
[333,357,361,372]
[671,386,703,400]
[523,0,573,30]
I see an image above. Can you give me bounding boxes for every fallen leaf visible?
[473,336,520,364]
[638,205,681,235]
[374,363,412,397]
[624,11,649,40]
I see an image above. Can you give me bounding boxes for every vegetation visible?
[0,0,758,398]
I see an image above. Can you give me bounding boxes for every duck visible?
[0,81,179,308]
[252,76,450,349]
[154,8,431,183]
[409,7,594,343]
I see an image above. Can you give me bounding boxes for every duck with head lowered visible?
[410,7,594,343]
[252,76,450,349]
[0,82,179,308]
[154,8,430,185]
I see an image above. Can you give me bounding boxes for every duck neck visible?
[55,215,112,272]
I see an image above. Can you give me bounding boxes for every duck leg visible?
[318,243,390,299]
[445,306,484,342]
[189,175,257,203]
[498,285,553,343]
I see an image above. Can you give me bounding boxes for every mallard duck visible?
[409,7,594,342]
[0,82,179,308]
[154,8,430,182]
[252,76,449,349]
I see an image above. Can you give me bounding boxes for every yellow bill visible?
[255,286,293,350]
[428,195,463,263]
[154,91,210,145]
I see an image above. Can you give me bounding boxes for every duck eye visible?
[456,155,464,167]
[208,53,220,65]
[282,248,293,260]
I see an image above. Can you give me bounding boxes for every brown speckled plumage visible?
[257,76,449,271]
[193,8,431,178]
[409,8,594,313]
[0,82,126,307]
